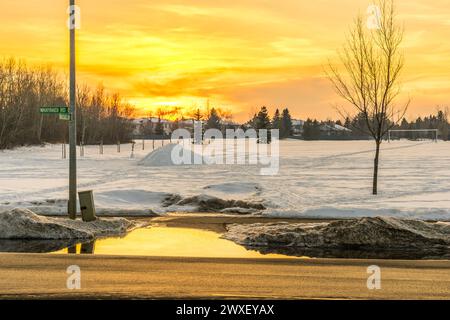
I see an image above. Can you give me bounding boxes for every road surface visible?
[0,253,449,299]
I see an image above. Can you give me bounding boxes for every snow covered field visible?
[1,139,450,220]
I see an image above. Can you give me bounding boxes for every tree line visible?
[247,106,293,139]
[300,109,449,141]
[0,58,135,150]
[392,110,449,140]
[138,105,294,142]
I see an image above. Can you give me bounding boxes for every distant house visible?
[334,124,352,133]
[132,118,145,136]
[320,123,352,136]
[132,117,172,137]
[292,119,304,135]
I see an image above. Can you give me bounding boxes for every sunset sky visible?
[0,0,449,121]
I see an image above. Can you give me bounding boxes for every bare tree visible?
[327,0,409,195]
[76,85,91,145]
[0,59,135,149]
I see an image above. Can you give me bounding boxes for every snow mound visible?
[163,194,265,214]
[138,143,204,167]
[0,208,140,239]
[223,217,450,250]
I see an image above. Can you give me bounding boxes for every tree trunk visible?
[372,141,381,195]
[37,114,43,143]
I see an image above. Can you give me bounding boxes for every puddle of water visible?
[4,224,443,260]
[48,226,296,259]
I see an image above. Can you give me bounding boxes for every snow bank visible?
[138,143,204,167]
[223,217,450,250]
[0,208,140,239]
[163,194,265,214]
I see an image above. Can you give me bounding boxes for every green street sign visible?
[40,107,69,114]
[59,114,72,121]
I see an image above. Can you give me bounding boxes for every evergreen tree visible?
[205,108,222,130]
[302,119,321,140]
[400,118,409,128]
[255,106,271,130]
[344,117,352,129]
[437,109,449,141]
[255,106,271,143]
[280,108,293,138]
[272,109,281,130]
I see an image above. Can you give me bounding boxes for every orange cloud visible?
[0,0,449,121]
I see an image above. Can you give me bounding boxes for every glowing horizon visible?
[0,0,449,122]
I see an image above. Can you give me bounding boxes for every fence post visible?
[117,141,121,153]
[62,143,67,159]
[79,142,84,157]
[131,141,135,158]
[142,139,145,150]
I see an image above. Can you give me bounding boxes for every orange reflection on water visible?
[53,226,293,259]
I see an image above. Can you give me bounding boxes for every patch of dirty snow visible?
[163,194,265,214]
[0,208,141,239]
[219,207,259,215]
[223,217,450,250]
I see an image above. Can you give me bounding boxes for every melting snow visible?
[223,217,450,249]
[0,208,139,239]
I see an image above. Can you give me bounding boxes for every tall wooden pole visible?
[68,0,77,219]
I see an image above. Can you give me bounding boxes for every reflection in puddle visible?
[243,245,450,260]
[2,225,447,260]
[54,226,294,258]
[67,240,96,254]
[0,226,293,259]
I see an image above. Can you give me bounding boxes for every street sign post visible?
[40,3,78,219]
[68,0,77,220]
